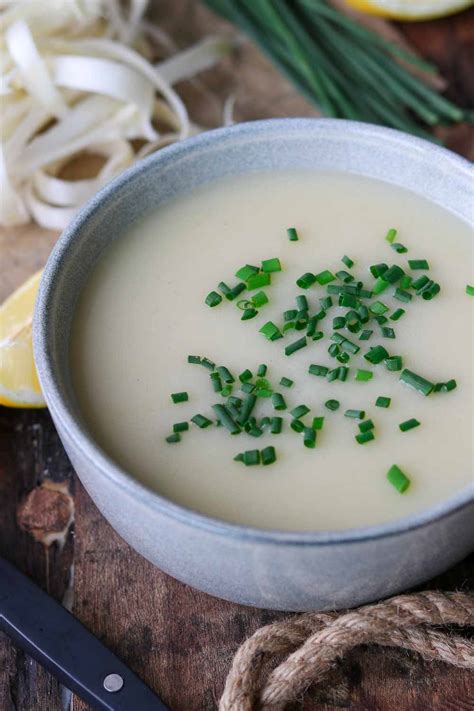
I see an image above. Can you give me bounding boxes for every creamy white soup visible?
[71,171,473,530]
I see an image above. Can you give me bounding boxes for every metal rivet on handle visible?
[103,673,124,692]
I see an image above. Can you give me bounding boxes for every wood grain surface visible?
[0,2,473,710]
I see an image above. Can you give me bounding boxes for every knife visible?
[0,557,170,710]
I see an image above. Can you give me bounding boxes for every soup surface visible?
[71,171,473,530]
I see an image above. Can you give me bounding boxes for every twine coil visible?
[220,591,474,710]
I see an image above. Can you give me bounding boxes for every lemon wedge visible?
[0,270,46,408]
[345,0,472,20]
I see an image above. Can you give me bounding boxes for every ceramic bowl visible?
[34,119,474,611]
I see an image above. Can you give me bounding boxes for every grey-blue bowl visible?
[34,119,474,612]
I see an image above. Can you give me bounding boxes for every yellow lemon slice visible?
[0,270,46,408]
[345,0,472,20]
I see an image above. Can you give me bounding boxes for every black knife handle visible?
[0,557,169,710]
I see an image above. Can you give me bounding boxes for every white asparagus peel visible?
[0,0,233,230]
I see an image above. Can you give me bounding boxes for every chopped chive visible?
[255,375,270,389]
[280,376,294,388]
[272,392,287,411]
[383,265,405,284]
[369,301,389,316]
[355,431,375,444]
[226,283,246,301]
[205,291,222,307]
[331,332,345,344]
[283,322,296,333]
[434,379,457,392]
[359,289,373,300]
[400,369,434,396]
[370,263,388,278]
[345,409,365,419]
[261,446,277,465]
[228,396,242,408]
[400,275,413,289]
[381,327,396,339]
[259,321,282,341]
[173,421,189,433]
[287,227,299,241]
[211,405,241,434]
[188,355,201,364]
[303,427,317,449]
[333,316,346,330]
[308,364,329,377]
[247,272,270,290]
[421,282,441,300]
[337,352,350,364]
[210,373,222,392]
[239,369,252,383]
[358,419,374,433]
[391,243,408,254]
[359,329,373,341]
[166,433,181,443]
[241,308,258,320]
[291,404,310,419]
[339,293,359,308]
[270,417,283,434]
[385,228,397,244]
[218,281,232,296]
[327,367,339,383]
[306,316,318,338]
[364,345,389,365]
[376,396,391,408]
[216,366,234,383]
[256,388,272,398]
[296,272,316,289]
[201,357,215,371]
[408,259,430,270]
[246,425,263,437]
[191,414,212,428]
[227,404,240,420]
[387,464,410,493]
[412,275,430,291]
[233,453,243,462]
[262,257,282,273]
[339,337,360,355]
[393,288,412,303]
[325,399,340,411]
[375,315,388,325]
[390,308,406,321]
[171,391,188,404]
[355,369,373,382]
[296,295,308,311]
[312,416,325,430]
[385,355,403,371]
[328,343,340,358]
[320,296,333,310]
[284,309,298,321]
[257,364,267,377]
[285,336,307,356]
[241,382,255,394]
[236,299,252,311]
[290,419,305,433]
[243,449,260,466]
[372,277,389,295]
[466,285,474,296]
[338,366,349,382]
[235,264,258,281]
[399,418,421,432]
[315,270,336,285]
[342,255,354,268]
[336,270,354,283]
[312,331,324,341]
[237,394,257,425]
[252,291,269,308]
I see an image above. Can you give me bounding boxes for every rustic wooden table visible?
[1,3,473,710]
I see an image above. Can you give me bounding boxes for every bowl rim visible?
[34,117,474,546]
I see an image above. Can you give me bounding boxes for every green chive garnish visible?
[385,355,403,371]
[359,329,373,341]
[333,316,346,330]
[260,321,282,340]
[303,427,316,448]
[400,275,413,289]
[369,301,389,316]
[320,296,332,310]
[315,270,336,285]
[287,227,299,241]
[376,396,391,408]
[291,404,310,419]
[337,352,350,364]
[272,392,287,411]
[375,315,388,325]
[308,364,328,377]
[280,376,294,388]
[234,453,244,462]
[381,327,396,339]
[238,394,257,425]
[355,431,375,444]
[257,364,267,377]
[261,446,277,465]
[243,449,260,466]
[387,464,410,493]
[328,343,340,358]
[191,414,212,428]
[312,416,325,430]
[239,369,252,383]
[210,372,222,392]
[342,255,354,268]
[358,419,374,433]
[284,309,298,321]
[270,417,283,434]
[412,275,430,291]
[247,272,270,290]
[364,345,389,365]
[218,281,231,296]
[205,291,222,307]
[339,293,359,308]
[296,272,316,289]
[399,418,421,432]
[355,369,373,381]
[345,409,365,419]
[211,405,241,434]
[201,357,215,371]
[400,369,434,396]
[165,433,181,443]
[466,285,474,296]
[187,355,201,365]
[290,419,305,433]
[241,308,257,320]
[370,263,388,278]
[285,336,307,356]
[173,422,189,433]
[408,259,430,270]
[171,391,188,403]
[325,399,340,411]
[383,265,404,284]
[385,228,397,244]
[327,368,338,383]
[336,270,354,283]
[390,308,406,321]
[252,291,269,307]
[261,258,282,273]
[391,243,408,254]
[434,379,457,392]
[228,396,242,408]
[235,264,258,281]
[296,295,308,311]
[393,288,412,303]
[216,366,234,383]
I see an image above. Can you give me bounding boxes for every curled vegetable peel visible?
[0,0,232,229]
